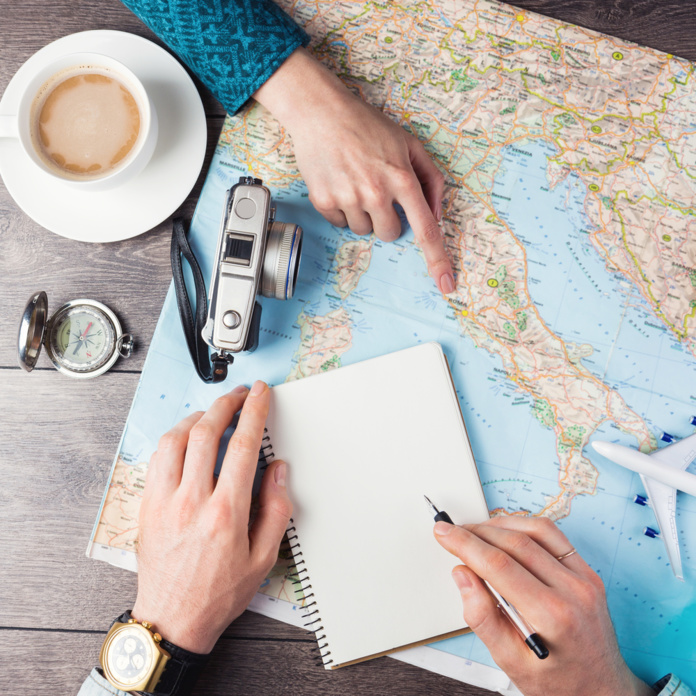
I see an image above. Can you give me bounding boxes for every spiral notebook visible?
[265,342,490,669]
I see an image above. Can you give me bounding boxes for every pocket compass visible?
[18,291,134,378]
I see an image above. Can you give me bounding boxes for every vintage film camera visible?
[202,176,303,361]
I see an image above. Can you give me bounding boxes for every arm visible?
[119,0,454,293]
[81,381,292,693]
[119,0,309,115]
[132,381,292,652]
[253,48,454,294]
[434,516,655,696]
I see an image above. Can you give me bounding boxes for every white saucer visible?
[0,30,207,243]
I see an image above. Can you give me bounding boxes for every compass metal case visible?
[18,291,134,379]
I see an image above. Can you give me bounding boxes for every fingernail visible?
[250,380,267,397]
[440,273,455,295]
[434,521,453,536]
[452,567,473,591]
[274,462,286,487]
[232,384,248,394]
[436,203,443,221]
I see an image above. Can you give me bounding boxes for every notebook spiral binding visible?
[286,522,333,667]
[259,429,274,470]
[263,428,333,668]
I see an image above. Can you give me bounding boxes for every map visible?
[89,0,696,689]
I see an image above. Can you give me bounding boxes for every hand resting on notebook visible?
[131,381,292,655]
[253,47,456,295]
[434,516,654,696]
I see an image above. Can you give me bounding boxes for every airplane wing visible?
[638,433,696,582]
[639,474,683,581]
[649,433,696,471]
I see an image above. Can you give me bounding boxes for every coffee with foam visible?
[31,68,141,180]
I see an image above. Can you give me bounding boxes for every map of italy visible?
[216,0,695,516]
[90,0,696,684]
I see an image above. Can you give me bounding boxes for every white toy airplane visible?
[592,430,696,582]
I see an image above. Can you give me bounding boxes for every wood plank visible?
[0,0,225,117]
[2,0,694,118]
[0,629,492,695]
[2,2,694,696]
[511,0,696,60]
[0,370,495,692]
[0,116,224,371]
[0,370,141,629]
[0,370,306,640]
[0,373,497,694]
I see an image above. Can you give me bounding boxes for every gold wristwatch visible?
[100,612,209,695]
[100,616,170,693]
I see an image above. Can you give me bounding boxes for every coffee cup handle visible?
[0,115,18,138]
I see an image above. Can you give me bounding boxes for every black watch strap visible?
[114,611,210,696]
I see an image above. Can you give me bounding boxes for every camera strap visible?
[170,217,233,383]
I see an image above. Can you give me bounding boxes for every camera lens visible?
[261,221,303,300]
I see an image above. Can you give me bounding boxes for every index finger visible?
[434,522,553,619]
[215,380,270,513]
[148,410,205,497]
[397,179,455,294]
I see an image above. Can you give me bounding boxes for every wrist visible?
[633,676,657,696]
[253,47,353,133]
[131,599,216,655]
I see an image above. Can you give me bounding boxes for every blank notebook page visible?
[265,342,490,668]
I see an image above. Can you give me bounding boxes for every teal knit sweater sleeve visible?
[119,0,310,114]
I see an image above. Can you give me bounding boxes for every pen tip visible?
[423,495,438,513]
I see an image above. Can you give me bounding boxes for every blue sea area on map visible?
[446,342,563,512]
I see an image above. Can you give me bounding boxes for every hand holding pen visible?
[424,496,548,660]
[425,502,654,696]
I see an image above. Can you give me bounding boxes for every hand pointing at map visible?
[254,48,456,295]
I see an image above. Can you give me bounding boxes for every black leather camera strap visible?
[170,217,232,383]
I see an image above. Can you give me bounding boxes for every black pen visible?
[424,495,549,660]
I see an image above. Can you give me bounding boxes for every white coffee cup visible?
[0,52,158,191]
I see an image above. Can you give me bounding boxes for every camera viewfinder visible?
[224,232,255,266]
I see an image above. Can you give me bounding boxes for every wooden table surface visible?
[1,1,694,694]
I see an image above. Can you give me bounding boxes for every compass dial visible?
[48,305,115,373]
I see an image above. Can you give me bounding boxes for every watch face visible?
[106,625,156,687]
